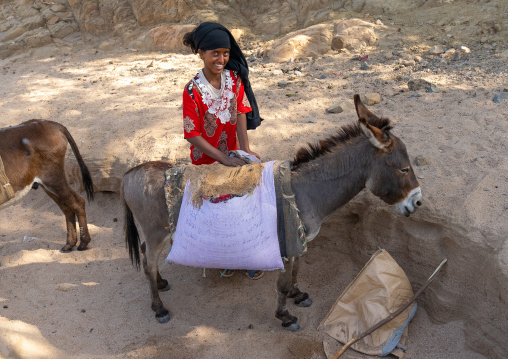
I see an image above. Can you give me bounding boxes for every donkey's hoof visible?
[296,298,313,307]
[77,245,89,251]
[60,245,73,253]
[282,323,300,332]
[156,313,170,324]
[158,283,170,292]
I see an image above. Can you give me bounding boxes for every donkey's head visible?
[354,95,422,216]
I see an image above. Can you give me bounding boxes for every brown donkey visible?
[0,120,94,252]
[122,95,423,330]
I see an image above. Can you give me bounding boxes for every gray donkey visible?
[122,95,422,331]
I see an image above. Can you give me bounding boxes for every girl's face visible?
[199,48,230,77]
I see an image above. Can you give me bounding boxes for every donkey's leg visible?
[287,256,313,307]
[67,189,91,251]
[141,242,170,292]
[156,271,170,291]
[43,179,91,251]
[275,257,300,331]
[42,187,78,252]
[140,232,171,323]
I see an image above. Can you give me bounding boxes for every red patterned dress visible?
[183,69,252,165]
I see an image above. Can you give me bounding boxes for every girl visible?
[182,22,262,166]
[182,22,264,279]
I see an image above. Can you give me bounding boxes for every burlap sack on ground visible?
[0,155,15,205]
[320,249,416,358]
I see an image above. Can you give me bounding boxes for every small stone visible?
[493,93,508,103]
[457,45,470,54]
[248,324,254,329]
[427,84,439,93]
[50,4,67,12]
[428,45,444,55]
[277,81,288,87]
[326,101,353,113]
[415,155,430,166]
[47,16,60,25]
[272,69,283,76]
[441,49,455,59]
[23,235,36,242]
[408,79,433,91]
[363,93,381,105]
[319,74,327,79]
[360,62,369,70]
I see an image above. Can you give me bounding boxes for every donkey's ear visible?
[359,117,393,152]
[354,94,380,123]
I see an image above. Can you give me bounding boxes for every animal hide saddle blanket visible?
[0,155,15,205]
[163,154,306,271]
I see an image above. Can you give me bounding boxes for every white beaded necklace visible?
[194,70,235,124]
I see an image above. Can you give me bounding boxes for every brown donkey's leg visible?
[275,257,300,331]
[68,189,91,251]
[43,188,78,252]
[140,235,171,323]
[51,182,91,251]
[287,256,312,307]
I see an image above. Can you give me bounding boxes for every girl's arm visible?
[236,113,260,160]
[186,135,246,167]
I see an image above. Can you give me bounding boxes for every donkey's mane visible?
[290,117,392,170]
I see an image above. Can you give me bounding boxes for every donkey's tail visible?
[62,126,95,202]
[122,184,141,269]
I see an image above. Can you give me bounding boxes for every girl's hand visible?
[247,150,261,161]
[220,155,247,167]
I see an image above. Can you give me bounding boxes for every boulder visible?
[264,24,332,62]
[331,19,380,51]
[149,24,197,52]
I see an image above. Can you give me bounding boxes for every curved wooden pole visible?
[331,258,448,359]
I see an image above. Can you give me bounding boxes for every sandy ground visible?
[1,25,507,358]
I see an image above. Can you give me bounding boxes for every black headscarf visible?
[193,22,263,130]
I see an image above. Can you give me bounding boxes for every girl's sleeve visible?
[182,86,201,139]
[236,77,252,114]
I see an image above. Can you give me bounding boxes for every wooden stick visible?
[331,258,448,359]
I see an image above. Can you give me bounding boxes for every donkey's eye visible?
[400,167,409,173]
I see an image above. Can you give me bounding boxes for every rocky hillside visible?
[1,0,507,61]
